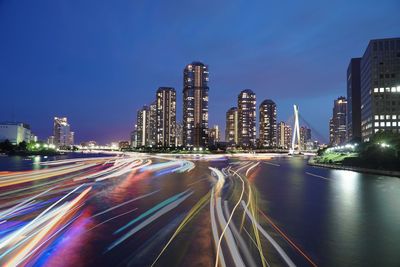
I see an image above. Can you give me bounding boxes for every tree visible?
[18,141,27,151]
[0,140,14,152]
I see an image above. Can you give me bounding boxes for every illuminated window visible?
[380,115,385,120]
[392,115,397,120]
[375,115,379,120]
[393,122,398,127]
[374,88,379,93]
[397,86,400,92]
[386,87,390,92]
[374,129,379,133]
[380,88,384,92]
[374,122,379,127]
[386,122,391,127]
[392,87,397,92]
[380,122,385,127]
[386,115,391,120]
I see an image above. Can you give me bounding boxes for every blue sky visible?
[0,0,399,143]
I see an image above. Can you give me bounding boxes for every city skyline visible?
[0,1,399,144]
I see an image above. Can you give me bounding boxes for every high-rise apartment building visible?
[136,106,150,147]
[277,121,292,149]
[149,101,157,147]
[259,99,277,148]
[175,122,183,147]
[53,117,73,147]
[130,124,138,148]
[300,126,311,150]
[331,97,347,145]
[209,125,221,145]
[347,58,362,142]
[156,87,176,147]
[182,62,209,148]
[329,118,334,145]
[225,107,238,145]
[359,38,400,141]
[238,89,256,148]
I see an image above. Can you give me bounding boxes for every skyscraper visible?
[53,117,72,147]
[149,101,157,147]
[175,122,183,147]
[136,106,150,147]
[359,38,400,141]
[277,121,292,149]
[331,97,347,145]
[329,118,334,145]
[182,62,209,148]
[156,87,176,148]
[259,99,277,148]
[238,89,256,148]
[346,58,362,142]
[300,126,312,150]
[130,124,138,148]
[225,107,238,145]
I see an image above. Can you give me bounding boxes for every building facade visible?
[149,101,157,147]
[0,122,33,144]
[300,126,312,150]
[225,107,238,145]
[130,125,138,148]
[175,122,183,147]
[156,87,176,147]
[329,118,334,145]
[347,58,362,142]
[238,89,256,148]
[277,121,292,149]
[136,106,150,147]
[360,38,400,141]
[259,99,277,148]
[53,117,73,147]
[209,125,221,145]
[182,62,209,148]
[331,97,347,145]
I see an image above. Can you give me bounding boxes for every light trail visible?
[0,184,87,250]
[258,208,318,267]
[0,187,56,220]
[88,207,138,232]
[107,191,193,251]
[210,187,226,267]
[241,201,296,267]
[92,190,159,218]
[262,161,281,167]
[215,197,245,267]
[114,190,192,235]
[4,187,92,266]
[151,191,211,267]
[305,172,330,181]
[0,163,98,188]
[223,201,258,267]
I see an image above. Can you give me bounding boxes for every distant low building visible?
[0,122,33,145]
[80,140,97,148]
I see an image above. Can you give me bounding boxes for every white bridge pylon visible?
[290,105,301,154]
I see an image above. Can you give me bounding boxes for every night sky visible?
[0,1,399,144]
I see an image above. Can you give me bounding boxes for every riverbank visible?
[308,158,400,177]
